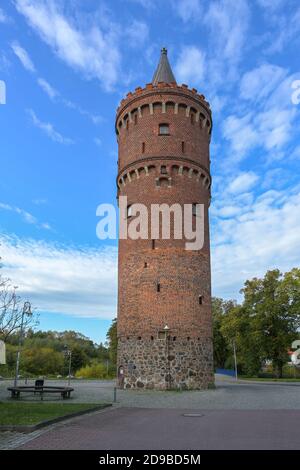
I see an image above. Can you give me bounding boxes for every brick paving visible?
[1,377,300,450]
[16,408,300,450]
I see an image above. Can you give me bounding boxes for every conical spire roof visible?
[152,48,176,85]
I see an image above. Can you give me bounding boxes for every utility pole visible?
[64,346,72,386]
[14,302,32,387]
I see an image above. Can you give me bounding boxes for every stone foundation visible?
[117,336,214,390]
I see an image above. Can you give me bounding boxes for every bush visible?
[21,347,64,375]
[75,363,114,379]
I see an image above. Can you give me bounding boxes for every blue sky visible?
[0,0,300,344]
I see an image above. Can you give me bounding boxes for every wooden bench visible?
[8,385,74,400]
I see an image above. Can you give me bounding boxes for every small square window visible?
[159,124,169,135]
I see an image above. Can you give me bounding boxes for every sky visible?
[0,0,300,344]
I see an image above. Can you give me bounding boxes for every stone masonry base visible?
[117,336,214,390]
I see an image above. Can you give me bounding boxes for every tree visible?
[21,347,64,375]
[106,318,117,366]
[220,269,300,377]
[212,297,237,369]
[0,276,38,341]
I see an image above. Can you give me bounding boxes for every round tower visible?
[116,48,214,390]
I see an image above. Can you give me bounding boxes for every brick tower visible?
[116,48,214,390]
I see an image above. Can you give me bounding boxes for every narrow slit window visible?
[157,282,161,293]
[126,120,129,130]
[191,113,194,124]
[134,114,138,125]
[142,142,145,153]
[192,203,197,216]
[182,141,185,153]
[199,295,203,305]
[161,165,167,174]
[152,239,155,250]
[159,123,169,135]
[144,262,148,268]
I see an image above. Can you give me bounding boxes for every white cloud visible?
[37,77,58,99]
[15,0,121,91]
[27,109,74,145]
[62,99,103,125]
[0,7,10,23]
[125,20,149,46]
[204,0,250,63]
[222,113,259,159]
[228,172,259,194]
[0,202,51,230]
[222,66,299,162]
[36,78,103,124]
[173,0,202,23]
[11,41,36,73]
[263,6,300,54]
[256,0,285,9]
[127,0,155,9]
[0,235,117,319]
[240,63,287,101]
[175,46,205,85]
[211,185,300,298]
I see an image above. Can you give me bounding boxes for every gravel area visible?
[1,375,300,409]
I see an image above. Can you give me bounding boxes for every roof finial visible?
[152,47,176,85]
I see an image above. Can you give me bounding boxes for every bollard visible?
[113,387,117,403]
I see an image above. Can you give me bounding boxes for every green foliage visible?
[106,318,117,366]
[212,297,237,369]
[75,362,114,379]
[21,347,64,375]
[2,323,117,378]
[214,268,300,378]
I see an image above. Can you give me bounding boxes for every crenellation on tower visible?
[116,48,214,390]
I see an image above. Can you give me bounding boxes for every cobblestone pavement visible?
[1,376,300,450]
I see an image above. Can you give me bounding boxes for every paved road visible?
[17,407,300,450]
[1,377,300,450]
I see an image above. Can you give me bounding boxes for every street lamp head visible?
[23,301,32,316]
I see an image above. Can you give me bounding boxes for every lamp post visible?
[14,301,32,387]
[64,346,72,386]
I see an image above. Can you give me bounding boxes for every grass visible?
[0,402,107,426]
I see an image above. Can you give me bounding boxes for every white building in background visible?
[0,340,6,364]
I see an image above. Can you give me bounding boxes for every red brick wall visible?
[116,83,214,390]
